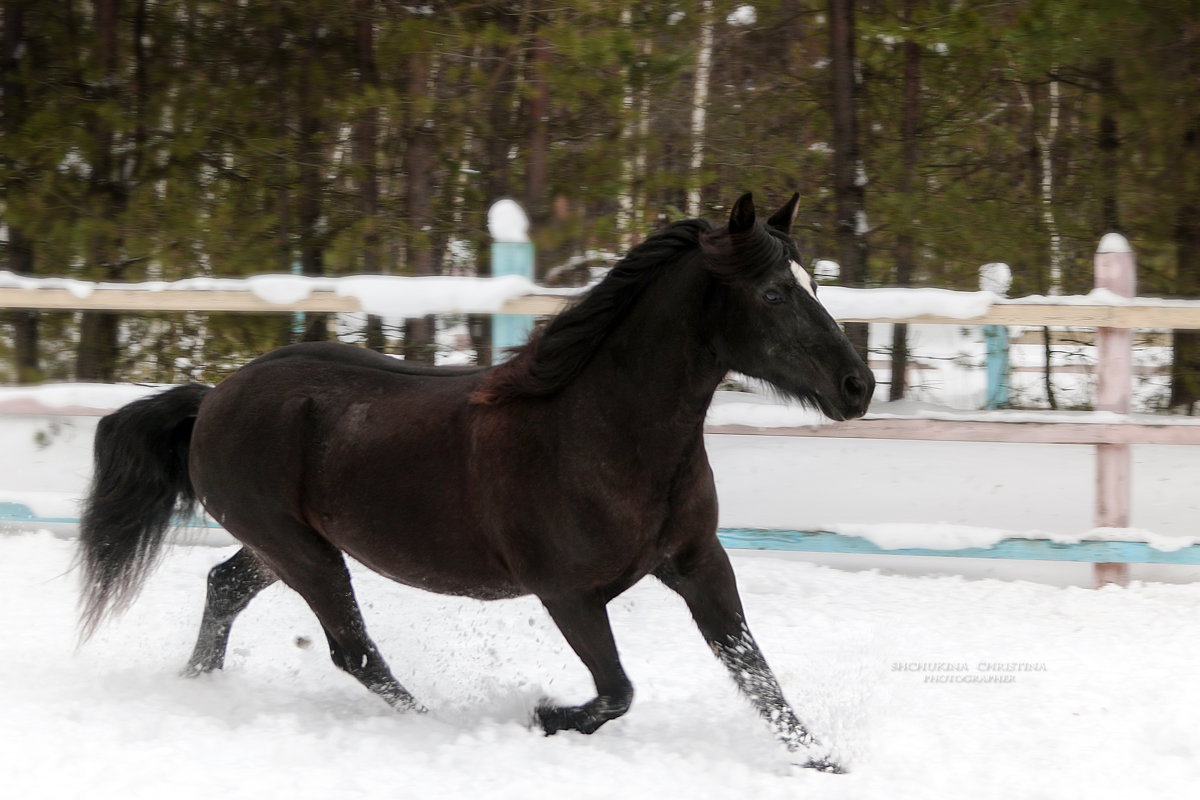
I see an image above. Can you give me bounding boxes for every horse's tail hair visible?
[77,383,211,641]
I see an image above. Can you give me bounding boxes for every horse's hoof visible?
[398,701,429,715]
[797,756,846,774]
[533,697,569,736]
[179,662,215,679]
[533,697,614,736]
[388,693,428,715]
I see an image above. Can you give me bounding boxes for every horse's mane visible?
[471,218,713,406]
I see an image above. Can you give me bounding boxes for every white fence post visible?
[1093,234,1135,587]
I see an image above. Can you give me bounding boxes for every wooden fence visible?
[4,237,1200,585]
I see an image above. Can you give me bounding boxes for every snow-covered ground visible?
[5,531,1200,798]
[2,383,1200,797]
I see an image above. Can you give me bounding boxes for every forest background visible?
[2,0,1199,407]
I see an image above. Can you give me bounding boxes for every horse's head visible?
[701,192,874,421]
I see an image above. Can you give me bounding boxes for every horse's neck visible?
[568,264,723,436]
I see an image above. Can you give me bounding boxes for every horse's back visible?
[245,340,486,378]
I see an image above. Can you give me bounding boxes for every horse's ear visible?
[767,193,801,234]
[728,193,756,235]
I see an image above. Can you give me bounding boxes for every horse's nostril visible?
[842,374,869,404]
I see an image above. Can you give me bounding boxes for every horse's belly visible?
[357,554,525,601]
[311,504,524,601]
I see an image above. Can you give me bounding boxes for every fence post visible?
[488,199,535,361]
[1094,234,1135,587]
[980,263,1012,409]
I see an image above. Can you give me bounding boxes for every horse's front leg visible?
[535,593,634,735]
[655,538,842,773]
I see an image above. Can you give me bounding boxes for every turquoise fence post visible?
[983,325,1010,409]
[488,200,535,361]
[980,263,1012,409]
[291,259,305,340]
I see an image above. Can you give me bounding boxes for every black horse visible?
[78,193,873,771]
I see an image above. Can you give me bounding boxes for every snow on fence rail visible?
[5,269,1200,328]
[3,235,1200,585]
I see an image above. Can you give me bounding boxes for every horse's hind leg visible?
[535,594,633,735]
[254,526,424,712]
[184,546,278,676]
[655,538,841,772]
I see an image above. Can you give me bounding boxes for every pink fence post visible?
[1094,233,1135,587]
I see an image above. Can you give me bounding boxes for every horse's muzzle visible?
[841,371,874,417]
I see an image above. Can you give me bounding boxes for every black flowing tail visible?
[78,383,212,640]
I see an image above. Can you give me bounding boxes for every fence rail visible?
[4,283,1200,329]
[706,417,1200,446]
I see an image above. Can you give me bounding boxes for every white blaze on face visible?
[790,260,818,300]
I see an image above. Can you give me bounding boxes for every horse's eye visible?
[763,289,785,304]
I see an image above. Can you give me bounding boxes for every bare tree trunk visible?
[5,232,40,383]
[889,0,920,401]
[618,8,652,250]
[524,30,550,279]
[472,13,522,367]
[1097,56,1119,232]
[1016,77,1060,408]
[1170,128,1200,411]
[402,46,437,364]
[76,0,125,381]
[828,0,869,362]
[687,0,714,216]
[355,0,386,351]
[296,18,328,343]
[2,0,40,383]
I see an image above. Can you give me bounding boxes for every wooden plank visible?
[715,528,1200,565]
[837,302,1200,329]
[705,418,1200,445]
[0,287,358,313]
[6,284,1200,328]
[0,286,570,316]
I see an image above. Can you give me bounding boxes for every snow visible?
[1006,288,1135,307]
[3,530,1200,798]
[0,270,97,298]
[820,286,995,321]
[0,270,548,318]
[727,5,757,26]
[832,522,1200,553]
[243,274,320,305]
[0,381,165,415]
[1098,232,1132,254]
[3,387,1200,796]
[488,199,531,243]
[335,275,541,318]
[813,259,840,282]
[978,262,1012,296]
